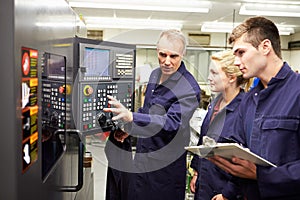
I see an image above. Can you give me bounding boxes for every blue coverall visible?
[126,62,201,200]
[223,63,300,200]
[191,92,244,200]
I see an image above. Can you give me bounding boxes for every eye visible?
[159,52,167,58]
[236,50,245,57]
[210,69,218,75]
[170,54,180,59]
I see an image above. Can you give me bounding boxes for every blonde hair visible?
[211,50,252,91]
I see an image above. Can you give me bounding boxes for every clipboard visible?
[185,143,277,167]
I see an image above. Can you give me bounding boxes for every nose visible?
[165,56,171,65]
[234,56,241,67]
[207,73,212,81]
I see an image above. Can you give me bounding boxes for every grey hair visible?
[157,29,187,55]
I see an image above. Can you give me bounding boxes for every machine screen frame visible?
[79,43,112,81]
[43,53,66,80]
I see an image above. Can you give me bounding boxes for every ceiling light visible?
[68,0,211,13]
[201,22,239,33]
[276,25,295,35]
[201,22,295,35]
[85,17,183,30]
[239,3,300,17]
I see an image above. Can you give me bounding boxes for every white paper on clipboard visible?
[185,143,277,167]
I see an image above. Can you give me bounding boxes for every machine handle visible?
[55,129,84,192]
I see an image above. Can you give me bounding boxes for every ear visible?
[259,39,272,55]
[229,74,237,83]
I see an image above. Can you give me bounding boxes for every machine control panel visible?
[41,52,69,180]
[78,81,133,134]
[41,81,69,129]
[73,38,136,135]
[41,52,70,130]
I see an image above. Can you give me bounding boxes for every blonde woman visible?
[190,50,251,200]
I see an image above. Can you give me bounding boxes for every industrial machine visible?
[1,0,135,199]
[39,37,135,200]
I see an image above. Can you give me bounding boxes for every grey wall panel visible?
[0,0,17,198]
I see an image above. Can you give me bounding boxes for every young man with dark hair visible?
[209,16,300,200]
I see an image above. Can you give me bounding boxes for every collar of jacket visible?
[211,91,244,113]
[268,62,292,85]
[151,61,187,84]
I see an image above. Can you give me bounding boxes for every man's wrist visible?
[128,111,133,122]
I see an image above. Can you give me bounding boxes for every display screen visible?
[47,54,66,77]
[84,47,110,77]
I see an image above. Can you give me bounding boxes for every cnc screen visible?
[84,47,110,77]
[47,54,65,77]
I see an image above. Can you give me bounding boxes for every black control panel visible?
[41,81,70,129]
[73,37,136,135]
[41,53,70,130]
[41,52,69,180]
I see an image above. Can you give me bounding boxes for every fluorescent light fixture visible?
[240,3,300,17]
[68,0,211,13]
[85,17,183,30]
[201,22,238,33]
[277,25,295,35]
[201,22,295,35]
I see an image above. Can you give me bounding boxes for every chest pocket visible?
[262,118,299,131]
[260,117,300,165]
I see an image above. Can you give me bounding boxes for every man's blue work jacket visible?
[224,63,300,200]
[126,62,201,200]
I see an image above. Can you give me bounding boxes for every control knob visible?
[83,85,93,96]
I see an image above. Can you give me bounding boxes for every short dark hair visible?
[228,16,282,59]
